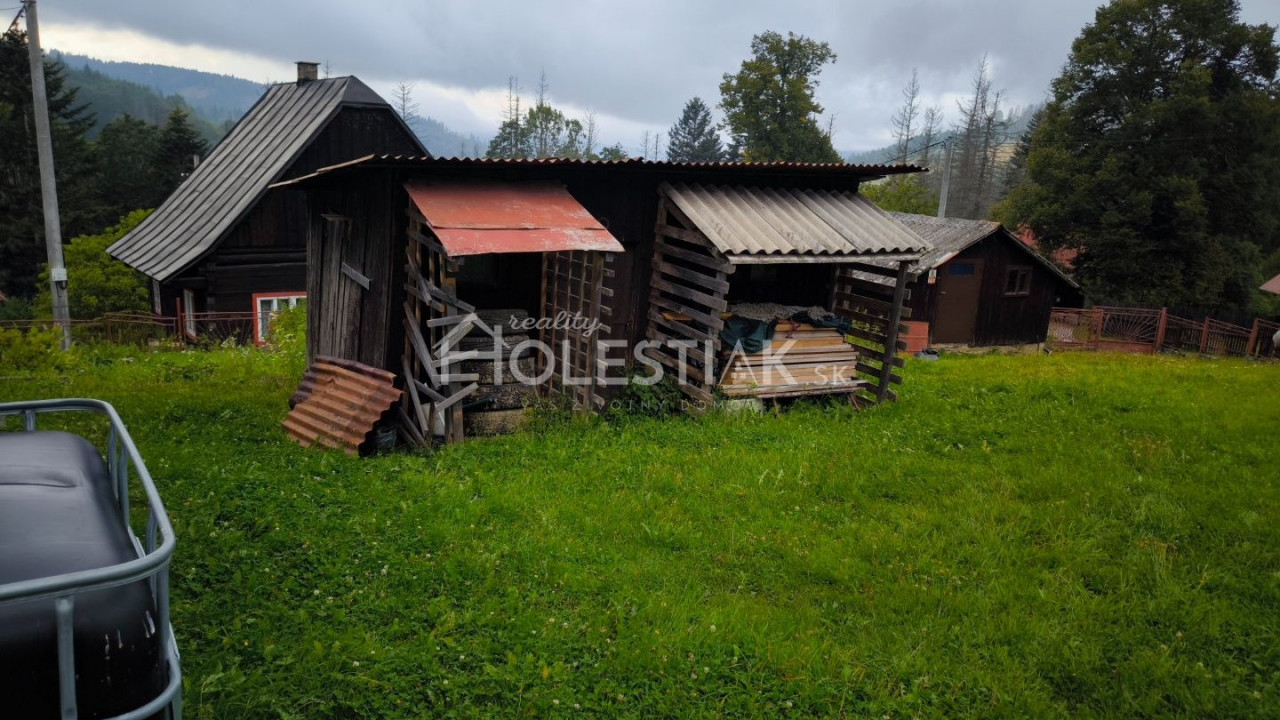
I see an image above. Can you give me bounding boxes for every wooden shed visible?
[275,156,930,444]
[107,62,424,342]
[885,213,1083,346]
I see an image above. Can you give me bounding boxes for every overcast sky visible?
[38,0,1280,154]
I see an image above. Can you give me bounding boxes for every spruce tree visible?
[0,28,102,298]
[153,106,209,195]
[666,98,723,162]
[95,114,164,211]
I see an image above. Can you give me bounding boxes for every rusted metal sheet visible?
[270,154,927,190]
[284,356,401,455]
[403,180,624,256]
[660,182,931,261]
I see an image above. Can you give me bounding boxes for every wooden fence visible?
[1047,306,1278,359]
[1,311,263,347]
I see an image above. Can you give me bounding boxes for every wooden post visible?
[1154,307,1168,353]
[1198,316,1211,354]
[1092,306,1104,350]
[1246,318,1260,358]
[877,260,911,403]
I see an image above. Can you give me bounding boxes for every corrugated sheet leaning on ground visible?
[284,356,401,455]
[661,182,931,260]
[107,77,391,281]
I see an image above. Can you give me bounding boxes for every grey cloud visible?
[40,0,1280,150]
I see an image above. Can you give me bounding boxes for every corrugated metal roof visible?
[284,357,401,455]
[108,77,423,281]
[660,182,930,262]
[1261,273,1280,295]
[271,154,926,189]
[887,212,1079,287]
[405,180,624,256]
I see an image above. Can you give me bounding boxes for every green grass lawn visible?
[2,348,1278,718]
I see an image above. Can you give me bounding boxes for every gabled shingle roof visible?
[108,77,420,281]
[887,212,1078,287]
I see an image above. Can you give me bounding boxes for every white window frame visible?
[253,292,306,344]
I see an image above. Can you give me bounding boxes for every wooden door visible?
[316,215,364,360]
[932,259,983,344]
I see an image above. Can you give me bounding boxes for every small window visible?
[949,263,976,277]
[253,292,306,344]
[1005,267,1032,296]
[183,289,197,339]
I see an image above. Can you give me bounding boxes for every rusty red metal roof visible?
[404,179,624,256]
[284,356,401,455]
[1261,273,1280,295]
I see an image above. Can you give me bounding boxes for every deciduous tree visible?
[36,210,151,319]
[718,31,842,163]
[1002,0,1280,311]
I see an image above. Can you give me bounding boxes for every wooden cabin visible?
[107,62,425,342]
[275,156,931,444]
[885,213,1083,346]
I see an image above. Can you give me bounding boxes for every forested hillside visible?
[52,52,261,124]
[56,60,230,143]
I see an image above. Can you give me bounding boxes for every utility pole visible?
[23,0,71,349]
[937,136,955,219]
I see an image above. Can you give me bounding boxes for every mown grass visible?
[1,348,1278,718]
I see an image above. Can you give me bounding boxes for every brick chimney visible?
[296,61,319,83]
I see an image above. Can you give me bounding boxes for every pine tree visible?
[666,97,723,162]
[153,106,208,195]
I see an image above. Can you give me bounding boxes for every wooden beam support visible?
[877,260,911,402]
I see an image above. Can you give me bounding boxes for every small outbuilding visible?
[275,156,930,445]
[107,62,425,342]
[884,213,1083,347]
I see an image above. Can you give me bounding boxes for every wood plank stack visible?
[459,309,536,436]
[718,323,864,399]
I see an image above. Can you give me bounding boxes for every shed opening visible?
[645,182,927,404]
[399,180,623,444]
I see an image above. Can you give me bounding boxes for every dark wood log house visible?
[107,62,425,342]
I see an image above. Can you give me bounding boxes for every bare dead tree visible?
[889,68,921,164]
[919,106,943,167]
[393,81,420,126]
[582,110,599,158]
